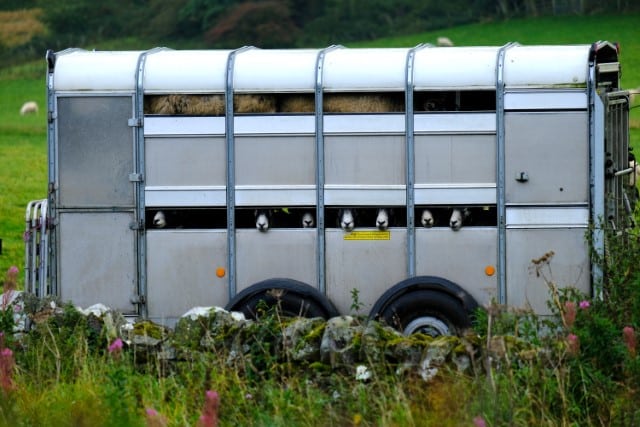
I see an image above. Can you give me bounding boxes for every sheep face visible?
[375,208,391,230]
[153,211,167,228]
[301,212,315,228]
[255,210,271,232]
[420,209,434,228]
[449,208,469,231]
[338,209,355,232]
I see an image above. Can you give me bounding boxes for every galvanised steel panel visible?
[59,212,136,313]
[325,135,405,186]
[415,134,495,184]
[145,137,226,186]
[235,229,317,293]
[505,112,588,204]
[146,230,228,323]
[235,136,315,185]
[57,96,134,208]
[415,228,497,308]
[325,229,407,315]
[506,228,590,315]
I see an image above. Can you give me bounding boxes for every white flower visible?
[355,365,372,381]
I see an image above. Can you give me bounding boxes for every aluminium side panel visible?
[325,229,407,314]
[58,212,137,313]
[146,230,228,323]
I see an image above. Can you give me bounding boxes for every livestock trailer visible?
[25,42,634,335]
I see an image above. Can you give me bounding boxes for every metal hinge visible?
[129,220,144,230]
[129,173,144,182]
[128,117,143,127]
[130,294,146,305]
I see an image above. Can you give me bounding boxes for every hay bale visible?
[323,94,404,113]
[279,95,315,113]
[234,94,277,113]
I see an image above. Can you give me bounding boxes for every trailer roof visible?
[51,43,611,92]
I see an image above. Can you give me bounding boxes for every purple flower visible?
[623,326,636,358]
[567,333,580,356]
[579,300,590,309]
[473,416,486,427]
[145,408,168,427]
[198,390,219,427]
[108,338,123,356]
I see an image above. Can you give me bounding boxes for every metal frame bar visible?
[314,45,342,294]
[495,42,517,305]
[226,46,255,298]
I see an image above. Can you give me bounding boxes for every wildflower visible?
[0,334,15,393]
[623,326,636,358]
[145,408,168,427]
[353,413,363,426]
[198,390,219,427]
[563,301,576,329]
[566,333,580,356]
[108,338,123,357]
[473,416,487,427]
[579,300,590,309]
[355,365,371,381]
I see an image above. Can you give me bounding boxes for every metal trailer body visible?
[28,42,633,334]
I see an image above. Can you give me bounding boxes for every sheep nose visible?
[304,220,312,226]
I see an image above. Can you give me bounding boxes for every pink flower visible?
[563,301,577,329]
[566,333,580,356]
[108,338,123,357]
[473,416,486,427]
[579,300,590,309]
[145,408,168,427]
[623,326,636,358]
[0,342,15,393]
[198,390,219,427]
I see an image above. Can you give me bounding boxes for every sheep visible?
[301,211,315,228]
[436,37,454,47]
[279,95,315,113]
[420,209,435,228]
[255,209,272,232]
[153,211,167,228]
[20,101,38,115]
[449,208,470,231]
[375,208,393,230]
[338,208,356,232]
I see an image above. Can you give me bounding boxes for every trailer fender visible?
[369,276,479,336]
[225,278,339,320]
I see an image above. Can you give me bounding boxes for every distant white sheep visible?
[437,37,454,47]
[20,101,38,115]
[449,208,470,231]
[420,209,434,228]
[338,209,356,232]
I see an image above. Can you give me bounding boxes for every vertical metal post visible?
[404,44,427,278]
[588,45,605,297]
[45,49,59,296]
[314,45,342,295]
[226,46,254,299]
[495,43,516,305]
[133,47,168,317]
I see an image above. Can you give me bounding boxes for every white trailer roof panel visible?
[53,50,142,91]
[503,45,590,88]
[322,48,409,91]
[233,49,319,92]
[413,46,499,89]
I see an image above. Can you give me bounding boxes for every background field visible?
[0,13,638,280]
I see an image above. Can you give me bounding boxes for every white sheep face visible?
[153,211,166,228]
[301,212,315,228]
[449,208,466,231]
[376,208,390,230]
[255,210,270,232]
[339,209,355,232]
[420,209,434,228]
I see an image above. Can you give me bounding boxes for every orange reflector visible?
[485,265,495,276]
[216,267,226,278]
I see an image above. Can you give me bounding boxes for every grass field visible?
[0,13,639,279]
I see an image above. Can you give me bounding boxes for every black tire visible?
[376,290,472,337]
[225,278,339,320]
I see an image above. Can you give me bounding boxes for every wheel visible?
[225,278,339,320]
[375,290,473,337]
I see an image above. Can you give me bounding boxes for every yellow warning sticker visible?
[343,230,391,241]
